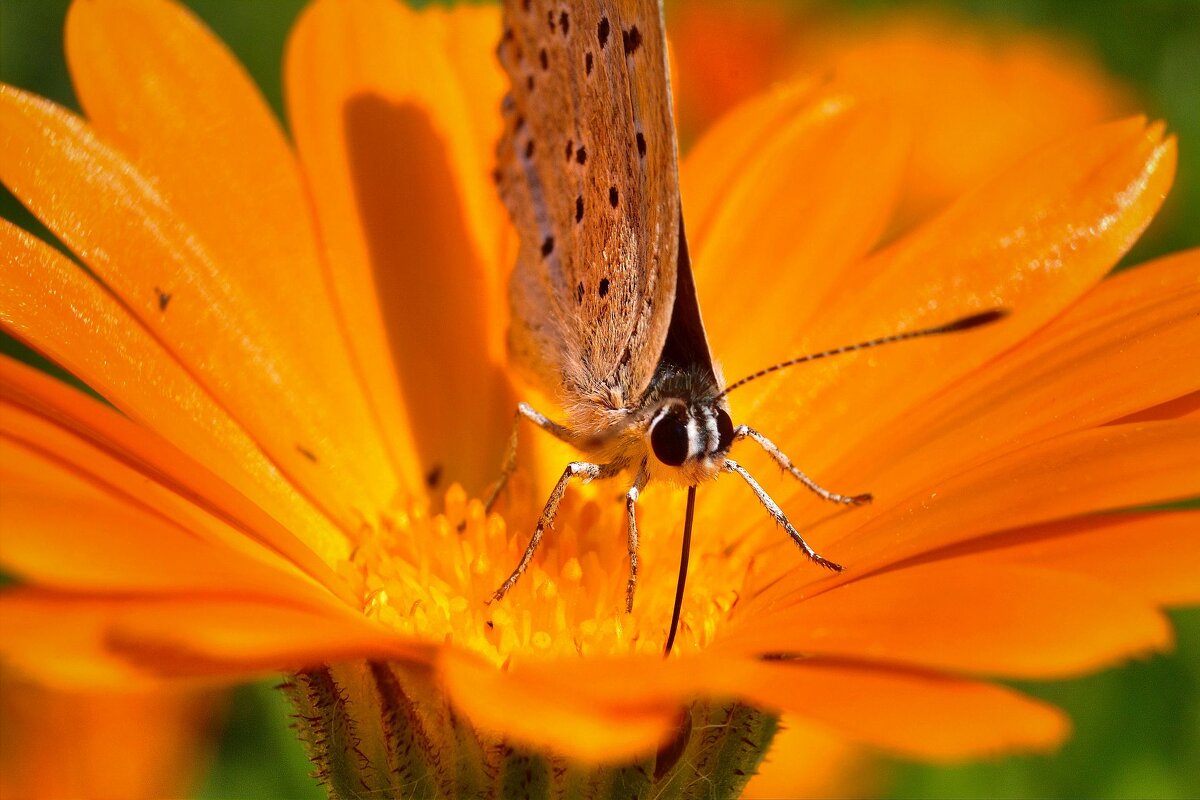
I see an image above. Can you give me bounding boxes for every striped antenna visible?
[716,309,1009,400]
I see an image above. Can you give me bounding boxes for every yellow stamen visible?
[343,484,757,663]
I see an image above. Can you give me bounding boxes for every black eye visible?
[650,414,689,467]
[716,408,735,453]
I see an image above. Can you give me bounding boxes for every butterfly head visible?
[645,395,734,485]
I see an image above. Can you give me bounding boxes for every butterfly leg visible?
[485,402,581,513]
[732,425,871,506]
[723,459,844,572]
[624,458,651,613]
[492,459,623,603]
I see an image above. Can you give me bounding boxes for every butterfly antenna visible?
[664,486,697,656]
[716,309,1008,399]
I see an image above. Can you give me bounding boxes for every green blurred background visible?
[1,1,1197,798]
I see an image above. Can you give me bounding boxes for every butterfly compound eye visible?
[650,414,690,467]
[716,408,735,453]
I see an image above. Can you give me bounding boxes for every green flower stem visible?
[284,660,776,800]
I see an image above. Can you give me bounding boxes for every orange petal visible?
[846,419,1200,566]
[444,652,1067,761]
[712,561,1171,678]
[1113,390,1200,424]
[671,5,1130,229]
[2,443,294,596]
[957,511,1200,607]
[801,14,1132,229]
[0,229,347,578]
[0,670,222,800]
[286,0,513,495]
[743,715,877,800]
[1,350,350,594]
[718,247,1197,599]
[0,386,344,604]
[64,0,409,500]
[729,246,1200,568]
[837,248,1200,494]
[726,119,1175,509]
[746,419,1200,616]
[423,3,512,201]
[1,592,169,687]
[438,648,677,763]
[0,84,397,527]
[681,77,824,247]
[0,589,425,688]
[66,0,340,383]
[683,84,908,374]
[714,658,1068,760]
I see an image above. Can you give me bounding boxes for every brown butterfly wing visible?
[497,0,680,422]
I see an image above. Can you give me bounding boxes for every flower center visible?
[338,482,755,662]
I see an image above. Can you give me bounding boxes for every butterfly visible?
[489,0,1004,652]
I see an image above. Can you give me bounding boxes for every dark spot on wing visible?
[575,195,584,222]
[598,17,610,49]
[490,167,502,185]
[598,278,610,297]
[609,186,619,208]
[617,341,634,371]
[585,51,593,75]
[524,139,535,158]
[547,10,555,32]
[559,10,569,35]
[565,139,573,161]
[623,26,642,55]
[636,131,646,158]
[526,74,535,91]
[154,287,172,311]
[575,146,587,165]
[297,445,318,462]
[541,236,555,257]
[425,464,442,488]
[576,281,584,304]
[514,115,525,131]
[502,27,514,42]
[539,48,548,70]
[521,0,530,11]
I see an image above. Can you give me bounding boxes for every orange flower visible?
[1,0,1196,796]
